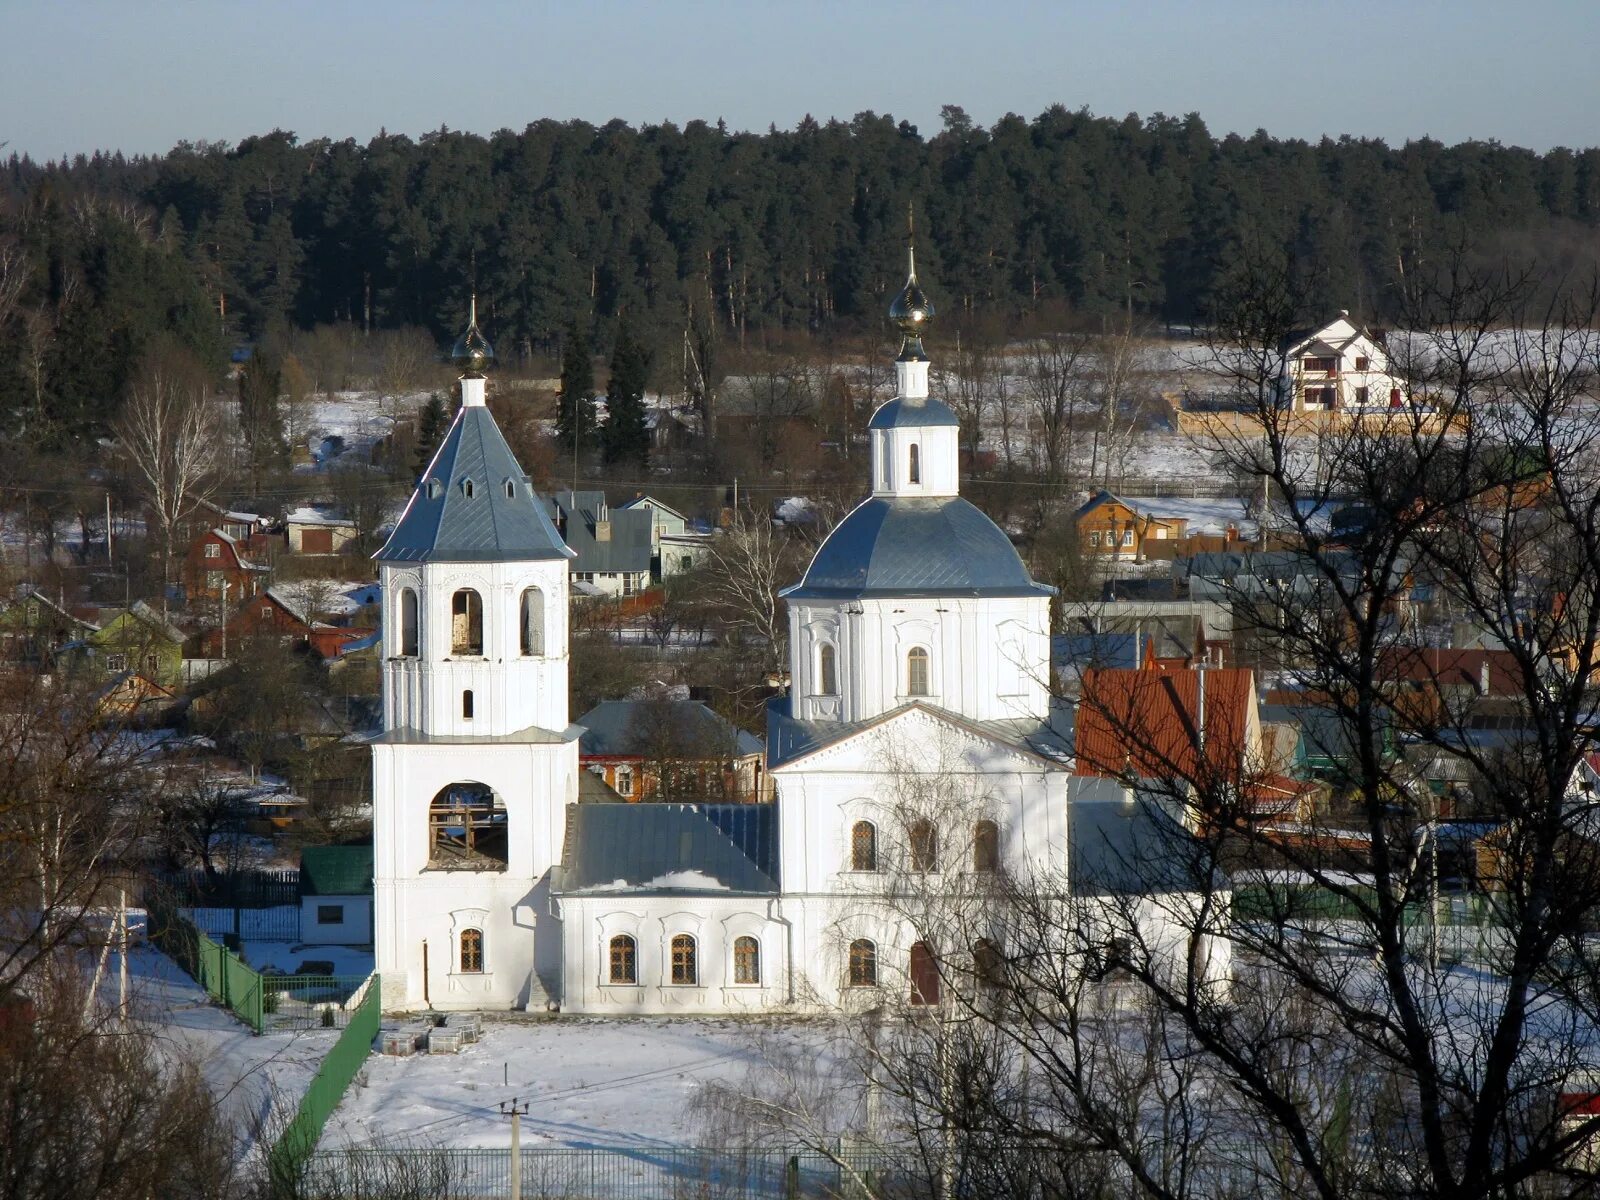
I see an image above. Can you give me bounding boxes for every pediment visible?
[772,703,1067,776]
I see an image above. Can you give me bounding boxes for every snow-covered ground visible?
[107,947,337,1147]
[326,1018,836,1151]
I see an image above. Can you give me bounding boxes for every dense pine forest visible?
[2,104,1599,442]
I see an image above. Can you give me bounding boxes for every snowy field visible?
[109,947,338,1147]
[326,1018,837,1151]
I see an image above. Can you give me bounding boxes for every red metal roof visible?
[1075,666,1255,783]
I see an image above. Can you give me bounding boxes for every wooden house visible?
[1074,491,1189,560]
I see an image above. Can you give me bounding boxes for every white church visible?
[371,263,1214,1015]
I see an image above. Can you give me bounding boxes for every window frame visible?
[908,442,921,485]
[973,820,1000,873]
[316,904,344,926]
[848,938,878,988]
[850,820,878,872]
[459,927,484,974]
[608,934,638,985]
[909,940,940,1006]
[906,646,931,697]
[615,765,635,797]
[732,935,761,986]
[909,818,939,873]
[669,933,699,986]
[817,642,838,696]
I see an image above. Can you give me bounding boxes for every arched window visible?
[910,940,940,1006]
[909,819,939,873]
[451,589,483,655]
[670,934,698,985]
[848,939,877,987]
[399,588,418,656]
[505,480,517,500]
[520,587,545,656]
[817,643,838,695]
[462,689,474,720]
[973,938,1005,990]
[459,928,484,973]
[608,934,637,984]
[906,647,930,696]
[973,820,1000,873]
[615,765,634,797]
[428,782,508,871]
[733,936,761,985]
[850,821,877,871]
[908,443,921,484]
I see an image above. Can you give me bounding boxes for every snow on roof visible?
[285,506,356,528]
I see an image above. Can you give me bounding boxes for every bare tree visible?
[115,340,221,612]
[703,511,795,691]
[1087,318,1154,490]
[1021,331,1093,507]
[0,672,173,1005]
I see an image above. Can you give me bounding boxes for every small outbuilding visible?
[298,845,374,945]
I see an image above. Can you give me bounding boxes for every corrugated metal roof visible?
[577,700,764,758]
[783,497,1053,600]
[558,803,778,894]
[545,491,653,575]
[867,395,961,430]
[299,844,373,896]
[376,406,574,564]
[1074,667,1255,782]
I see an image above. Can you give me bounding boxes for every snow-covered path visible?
[327,1017,836,1150]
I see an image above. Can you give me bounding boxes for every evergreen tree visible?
[237,350,287,494]
[556,322,595,453]
[602,322,652,467]
[413,390,450,475]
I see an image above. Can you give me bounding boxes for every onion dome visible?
[888,245,934,362]
[451,295,494,377]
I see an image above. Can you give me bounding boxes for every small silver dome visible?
[451,296,494,377]
[888,246,935,362]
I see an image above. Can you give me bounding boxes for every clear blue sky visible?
[3,0,1594,160]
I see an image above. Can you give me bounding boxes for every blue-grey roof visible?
[783,497,1053,600]
[557,803,778,894]
[1053,632,1141,673]
[545,491,654,575]
[765,695,1072,771]
[867,395,961,430]
[578,699,764,758]
[1068,798,1213,895]
[376,406,574,564]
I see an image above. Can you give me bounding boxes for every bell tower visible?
[370,301,580,1013]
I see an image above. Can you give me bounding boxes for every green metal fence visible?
[269,975,382,1192]
[150,902,370,1034]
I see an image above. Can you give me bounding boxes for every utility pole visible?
[117,888,129,1023]
[105,492,113,566]
[499,1097,529,1200]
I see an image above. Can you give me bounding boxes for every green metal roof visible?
[298,844,374,896]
